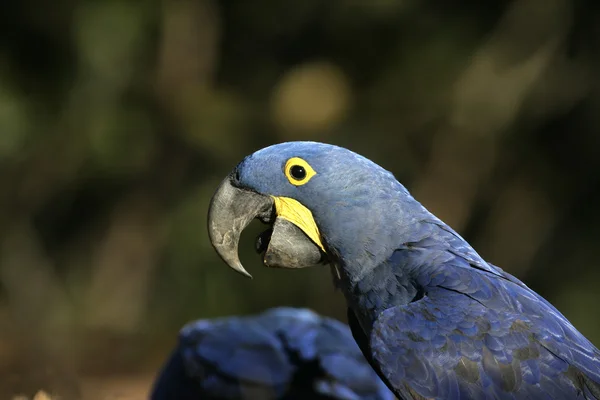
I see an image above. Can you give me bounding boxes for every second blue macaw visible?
[150,307,393,399]
[207,141,600,399]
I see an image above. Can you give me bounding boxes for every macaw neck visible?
[328,201,497,336]
[323,190,481,336]
[324,201,438,335]
[319,187,433,285]
[333,255,423,335]
[313,179,456,332]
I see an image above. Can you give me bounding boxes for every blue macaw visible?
[207,141,600,399]
[150,307,394,400]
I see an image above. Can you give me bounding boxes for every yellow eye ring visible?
[284,157,316,186]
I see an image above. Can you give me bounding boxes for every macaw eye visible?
[284,157,316,186]
[290,165,306,180]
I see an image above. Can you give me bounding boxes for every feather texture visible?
[150,307,395,400]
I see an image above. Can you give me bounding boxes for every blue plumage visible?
[150,307,395,400]
[225,141,600,399]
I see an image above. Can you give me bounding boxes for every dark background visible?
[0,0,599,398]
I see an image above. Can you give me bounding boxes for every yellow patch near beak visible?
[270,196,326,253]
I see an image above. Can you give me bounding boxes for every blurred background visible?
[1,0,599,398]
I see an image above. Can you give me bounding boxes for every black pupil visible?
[290,165,306,180]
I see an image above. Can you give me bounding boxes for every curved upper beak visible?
[207,175,274,278]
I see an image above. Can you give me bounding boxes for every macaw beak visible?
[207,175,326,278]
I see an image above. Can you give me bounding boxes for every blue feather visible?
[150,307,395,400]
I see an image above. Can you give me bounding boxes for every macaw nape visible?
[207,141,600,400]
[149,307,394,400]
